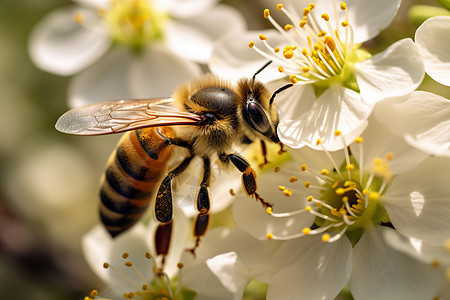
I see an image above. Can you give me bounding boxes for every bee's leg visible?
[187,157,211,257]
[259,140,269,169]
[154,220,172,270]
[155,156,193,223]
[278,141,287,155]
[219,153,273,209]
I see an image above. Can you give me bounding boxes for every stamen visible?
[325,225,348,243]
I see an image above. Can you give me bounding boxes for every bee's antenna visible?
[252,61,273,82]
[269,83,294,105]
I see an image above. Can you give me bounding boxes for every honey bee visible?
[56,61,292,256]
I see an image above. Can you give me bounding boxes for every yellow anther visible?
[290,74,298,84]
[304,181,311,188]
[125,261,133,267]
[374,157,382,164]
[386,152,395,160]
[266,232,274,239]
[305,206,312,211]
[266,207,273,215]
[278,66,284,73]
[289,176,298,183]
[291,45,297,50]
[336,188,345,195]
[344,181,354,187]
[84,297,91,300]
[274,47,280,53]
[103,262,109,269]
[285,24,293,31]
[362,188,369,195]
[342,196,349,203]
[278,185,285,191]
[346,164,355,171]
[229,188,235,196]
[90,290,99,298]
[122,252,129,259]
[431,260,440,267]
[127,292,135,299]
[145,252,152,259]
[142,284,148,290]
[316,138,322,145]
[321,13,330,21]
[97,9,105,16]
[248,41,255,48]
[313,43,322,51]
[284,50,294,59]
[335,130,342,136]
[318,30,327,37]
[302,48,308,56]
[369,192,379,200]
[301,164,307,171]
[283,189,292,196]
[264,9,270,18]
[277,3,283,11]
[74,12,85,23]
[315,202,323,208]
[308,3,315,9]
[307,195,313,202]
[302,66,310,73]
[340,2,347,10]
[303,8,311,16]
[259,34,267,40]
[321,169,329,175]
[299,20,307,28]
[274,166,281,172]
[177,262,184,269]
[323,36,336,53]
[322,233,330,242]
[341,20,349,27]
[302,227,311,235]
[355,137,363,143]
[444,238,450,253]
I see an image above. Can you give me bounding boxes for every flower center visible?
[266,132,393,246]
[103,0,166,50]
[249,2,371,95]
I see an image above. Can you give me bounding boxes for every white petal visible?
[383,157,450,246]
[415,16,450,86]
[348,227,444,300]
[74,0,109,9]
[374,91,450,157]
[165,5,246,63]
[129,45,202,98]
[68,47,134,107]
[355,38,424,103]
[278,85,372,150]
[206,252,249,298]
[384,229,450,265]
[164,0,219,19]
[209,30,287,82]
[29,6,110,76]
[350,115,429,175]
[232,160,316,240]
[267,235,352,300]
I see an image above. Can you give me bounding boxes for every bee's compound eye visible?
[246,102,271,134]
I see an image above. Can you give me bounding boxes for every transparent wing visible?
[55,98,204,135]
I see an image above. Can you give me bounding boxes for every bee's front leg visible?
[219,153,272,209]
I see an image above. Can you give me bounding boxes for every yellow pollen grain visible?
[305,206,312,211]
[90,290,99,298]
[274,47,280,53]
[285,24,293,31]
[302,66,310,72]
[103,262,109,269]
[335,130,342,136]
[322,233,330,242]
[259,34,267,40]
[266,207,273,215]
[289,176,298,183]
[145,252,152,259]
[340,2,347,10]
[274,166,281,172]
[316,138,322,145]
[299,20,307,28]
[277,3,283,11]
[307,195,313,202]
[266,232,274,239]
[302,227,311,235]
[284,50,294,59]
[74,12,85,23]
[290,74,298,84]
[142,284,148,290]
[386,152,395,160]
[431,260,440,267]
[264,9,270,18]
[283,189,292,197]
[127,292,135,299]
[125,261,133,267]
[301,164,307,171]
[278,66,284,73]
[278,185,285,191]
[321,169,329,175]
[346,164,355,171]
[248,41,255,48]
[355,137,363,143]
[321,13,330,21]
[304,181,311,188]
[177,262,184,269]
[122,252,129,259]
[341,20,349,27]
[369,192,379,200]
[229,188,235,196]
[318,30,327,37]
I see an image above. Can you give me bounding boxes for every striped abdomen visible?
[100,127,174,237]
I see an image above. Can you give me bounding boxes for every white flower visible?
[232,116,448,299]
[210,0,425,151]
[415,16,450,86]
[82,207,239,299]
[29,0,246,107]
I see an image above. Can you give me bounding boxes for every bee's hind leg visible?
[219,153,273,209]
[259,140,269,169]
[187,157,211,257]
